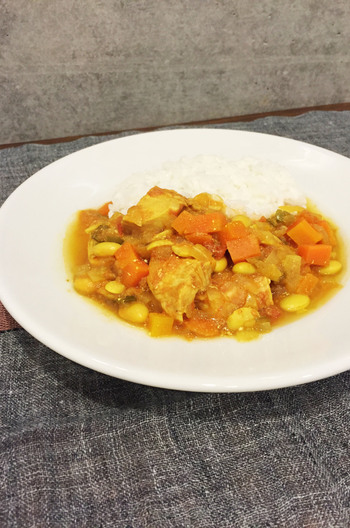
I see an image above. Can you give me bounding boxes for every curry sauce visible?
[65,187,344,341]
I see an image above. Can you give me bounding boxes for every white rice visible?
[109,155,306,219]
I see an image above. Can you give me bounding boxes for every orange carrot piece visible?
[296,273,319,295]
[226,234,261,263]
[171,211,193,234]
[115,241,149,286]
[220,221,250,242]
[293,212,337,245]
[121,259,149,287]
[287,219,323,245]
[115,242,139,268]
[198,212,227,233]
[297,244,332,266]
[172,211,227,235]
[97,201,112,216]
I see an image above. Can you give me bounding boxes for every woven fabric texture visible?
[1,112,349,527]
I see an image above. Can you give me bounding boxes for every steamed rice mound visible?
[109,156,306,219]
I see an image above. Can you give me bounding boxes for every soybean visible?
[74,276,96,295]
[214,257,228,273]
[233,262,256,275]
[227,307,258,332]
[146,240,173,251]
[119,302,149,324]
[105,280,125,294]
[280,294,310,312]
[319,260,342,276]
[232,214,252,227]
[92,242,121,257]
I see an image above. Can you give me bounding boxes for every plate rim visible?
[1,127,349,392]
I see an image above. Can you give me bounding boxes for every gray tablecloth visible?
[1,112,349,527]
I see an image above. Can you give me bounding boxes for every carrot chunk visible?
[172,211,227,235]
[296,273,319,295]
[198,212,227,233]
[121,260,149,287]
[115,242,149,286]
[297,244,332,266]
[220,221,250,242]
[115,241,139,267]
[226,234,261,263]
[171,211,193,235]
[287,219,323,245]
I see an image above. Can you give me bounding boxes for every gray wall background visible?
[1,0,350,145]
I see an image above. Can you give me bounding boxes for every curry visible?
[65,187,343,340]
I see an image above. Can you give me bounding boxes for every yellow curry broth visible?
[64,188,345,341]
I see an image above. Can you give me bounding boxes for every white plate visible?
[0,129,349,392]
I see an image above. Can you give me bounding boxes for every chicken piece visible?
[123,187,187,232]
[244,276,273,309]
[198,271,248,319]
[147,249,213,321]
[198,271,273,319]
